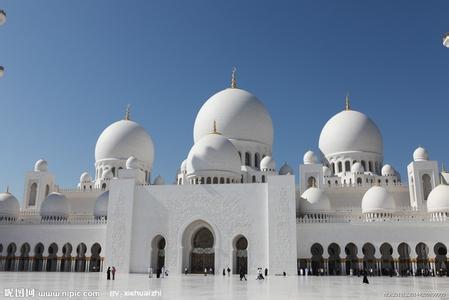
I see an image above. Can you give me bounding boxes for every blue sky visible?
[1,0,448,201]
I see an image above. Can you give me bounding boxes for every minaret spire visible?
[125,104,131,120]
[345,93,350,111]
[231,67,237,88]
[442,163,446,173]
[211,120,221,135]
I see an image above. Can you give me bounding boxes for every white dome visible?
[381,164,395,176]
[126,156,139,170]
[260,156,275,171]
[351,162,364,174]
[94,191,108,217]
[427,185,449,213]
[95,120,155,169]
[34,159,48,172]
[153,175,165,185]
[413,146,429,162]
[279,163,293,175]
[40,193,70,218]
[361,186,395,213]
[319,110,383,158]
[322,165,331,176]
[0,192,20,218]
[303,150,317,165]
[186,133,241,176]
[80,172,92,183]
[102,168,113,179]
[180,159,187,173]
[193,88,273,146]
[299,187,331,212]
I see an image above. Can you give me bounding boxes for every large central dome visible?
[319,109,383,158]
[193,88,274,146]
[95,119,155,168]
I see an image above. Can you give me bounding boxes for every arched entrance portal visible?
[344,243,359,275]
[191,228,214,274]
[398,242,411,276]
[328,243,341,275]
[181,220,216,274]
[89,243,102,272]
[150,235,166,273]
[233,236,248,275]
[434,243,447,273]
[310,243,324,275]
[416,242,430,275]
[380,243,394,276]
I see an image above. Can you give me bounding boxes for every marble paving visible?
[1,272,449,299]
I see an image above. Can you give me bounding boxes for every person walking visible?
[111,266,116,280]
[106,267,111,280]
[362,269,369,284]
[264,268,268,277]
[223,268,226,276]
[209,267,213,275]
[184,267,188,275]
[256,268,264,280]
[204,268,207,276]
[227,267,231,276]
[239,267,247,281]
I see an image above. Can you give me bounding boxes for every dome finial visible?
[211,120,221,135]
[125,104,131,120]
[231,67,237,88]
[345,93,350,111]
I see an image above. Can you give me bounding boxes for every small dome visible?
[40,193,70,218]
[186,133,241,176]
[126,156,139,170]
[427,185,449,213]
[95,119,155,170]
[34,159,48,172]
[180,159,187,173]
[303,150,317,165]
[322,165,331,176]
[94,191,108,217]
[361,186,395,214]
[279,163,293,175]
[260,156,276,171]
[102,168,113,179]
[153,175,165,185]
[0,192,20,218]
[381,164,395,176]
[80,172,92,183]
[413,146,429,162]
[299,187,331,212]
[351,162,364,174]
[193,88,273,146]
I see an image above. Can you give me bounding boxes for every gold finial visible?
[231,67,237,88]
[345,93,350,111]
[211,120,221,135]
[125,104,131,120]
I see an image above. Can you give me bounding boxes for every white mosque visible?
[1,72,449,277]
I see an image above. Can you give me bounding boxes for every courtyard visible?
[0,272,449,299]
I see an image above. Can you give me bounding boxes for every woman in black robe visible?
[362,269,369,284]
[107,267,111,280]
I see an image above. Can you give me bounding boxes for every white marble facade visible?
[1,74,449,276]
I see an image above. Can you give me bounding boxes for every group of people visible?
[148,266,168,278]
[106,266,116,280]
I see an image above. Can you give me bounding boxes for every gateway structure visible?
[1,75,448,276]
